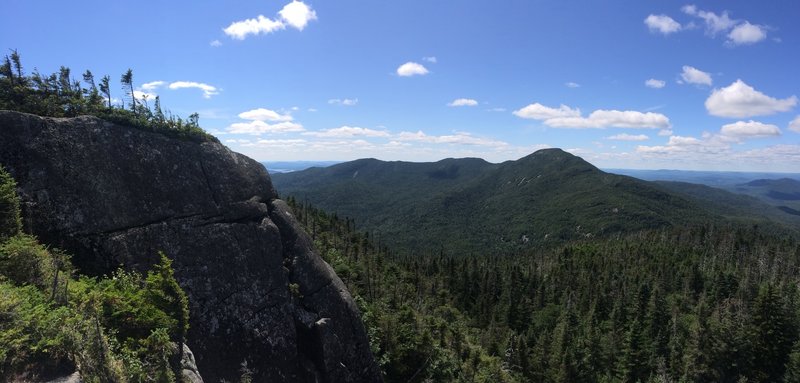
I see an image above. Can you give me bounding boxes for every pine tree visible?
[99,75,111,108]
[121,68,135,113]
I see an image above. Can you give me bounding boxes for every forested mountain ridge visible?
[272,149,727,255]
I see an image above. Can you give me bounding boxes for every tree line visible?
[0,50,214,143]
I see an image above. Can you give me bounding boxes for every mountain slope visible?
[654,181,800,228]
[271,149,717,255]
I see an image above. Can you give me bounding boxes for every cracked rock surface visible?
[0,111,382,383]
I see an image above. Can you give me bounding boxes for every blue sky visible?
[2,1,799,171]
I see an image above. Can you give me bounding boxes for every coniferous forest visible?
[287,198,800,383]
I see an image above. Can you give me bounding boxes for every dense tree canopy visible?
[288,198,800,382]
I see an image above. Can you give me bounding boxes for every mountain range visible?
[272,148,799,256]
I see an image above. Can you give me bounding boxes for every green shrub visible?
[0,165,21,241]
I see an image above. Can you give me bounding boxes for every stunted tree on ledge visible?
[0,51,217,143]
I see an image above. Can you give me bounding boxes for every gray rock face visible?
[0,111,382,383]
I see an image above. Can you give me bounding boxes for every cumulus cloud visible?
[790,116,800,133]
[278,1,317,30]
[396,62,429,77]
[168,81,220,98]
[645,79,666,89]
[328,98,358,106]
[224,15,285,40]
[513,103,581,120]
[644,14,682,34]
[448,98,478,107]
[565,82,581,88]
[637,120,781,158]
[546,110,671,129]
[237,108,293,122]
[241,138,308,148]
[228,120,304,135]
[395,130,508,147]
[682,5,769,46]
[514,103,669,129]
[133,90,157,101]
[720,120,781,138]
[681,5,736,36]
[727,22,767,45]
[705,80,797,118]
[304,126,390,138]
[141,81,165,91]
[223,1,316,40]
[680,65,712,86]
[607,133,649,141]
[636,134,727,155]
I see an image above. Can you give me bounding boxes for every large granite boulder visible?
[0,111,382,382]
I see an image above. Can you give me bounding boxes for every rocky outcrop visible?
[0,111,382,382]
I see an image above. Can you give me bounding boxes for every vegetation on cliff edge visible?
[0,165,190,382]
[0,50,216,143]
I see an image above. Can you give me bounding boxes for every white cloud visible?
[705,80,797,118]
[545,110,671,129]
[304,126,390,138]
[422,56,437,63]
[448,98,478,107]
[658,129,673,136]
[513,103,581,120]
[644,14,682,35]
[141,81,165,91]
[395,130,508,147]
[133,90,157,101]
[241,138,308,148]
[168,81,220,98]
[668,135,704,146]
[223,15,284,40]
[727,22,767,45]
[790,116,800,133]
[237,108,293,122]
[607,133,649,141]
[645,79,666,89]
[210,40,222,47]
[514,103,669,129]
[396,62,429,77]
[680,65,712,86]
[720,120,781,138]
[565,82,581,88]
[328,98,358,106]
[681,5,768,47]
[223,1,316,40]
[278,1,317,31]
[682,5,736,36]
[228,120,304,135]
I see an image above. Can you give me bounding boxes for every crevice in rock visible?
[294,317,329,383]
[197,157,220,208]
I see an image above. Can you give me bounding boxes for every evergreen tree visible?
[121,68,135,113]
[99,75,111,108]
[0,165,22,240]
